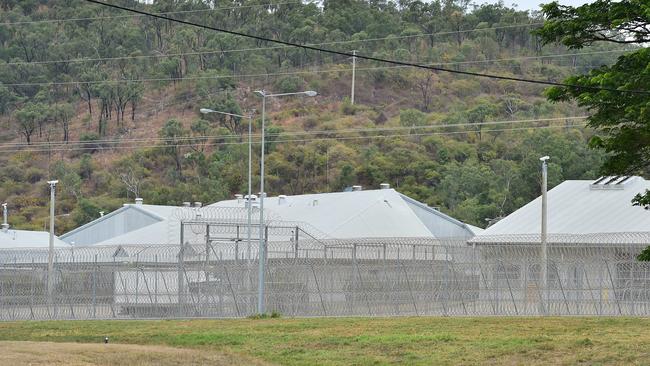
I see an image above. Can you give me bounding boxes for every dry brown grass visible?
[0,341,273,366]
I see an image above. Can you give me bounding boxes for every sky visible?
[484,0,594,12]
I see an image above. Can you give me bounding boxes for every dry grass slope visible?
[0,341,272,366]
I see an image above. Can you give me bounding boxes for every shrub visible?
[25,168,44,184]
[274,76,304,93]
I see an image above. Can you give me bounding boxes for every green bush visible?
[274,76,304,93]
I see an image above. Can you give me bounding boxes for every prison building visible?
[209,185,481,240]
[469,176,650,315]
[0,228,67,249]
[60,187,479,247]
[59,199,184,246]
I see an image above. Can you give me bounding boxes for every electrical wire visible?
[0,123,588,153]
[0,50,627,87]
[2,45,625,67]
[82,0,649,95]
[1,117,588,150]
[0,1,307,26]
[1,22,557,67]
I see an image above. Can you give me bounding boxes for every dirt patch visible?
[0,341,272,366]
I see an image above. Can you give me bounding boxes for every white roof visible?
[60,190,476,246]
[61,204,180,246]
[472,177,650,244]
[210,189,475,239]
[0,229,67,249]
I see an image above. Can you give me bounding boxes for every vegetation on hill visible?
[0,0,626,233]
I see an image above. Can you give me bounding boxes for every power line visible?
[1,116,587,149]
[0,123,588,153]
[83,0,649,95]
[0,87,234,141]
[2,22,550,67]
[0,1,306,26]
[2,42,623,67]
[0,51,626,87]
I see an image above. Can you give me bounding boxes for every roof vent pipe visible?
[352,185,363,192]
[278,195,287,205]
[135,198,143,205]
[1,203,8,232]
[194,202,202,208]
[183,202,191,207]
[380,183,390,190]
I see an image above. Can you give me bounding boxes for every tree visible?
[470,103,498,141]
[414,71,438,112]
[536,1,650,205]
[13,102,47,144]
[400,108,427,127]
[52,103,74,143]
[203,94,244,136]
[160,119,188,178]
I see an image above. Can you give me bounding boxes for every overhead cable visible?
[83,0,649,95]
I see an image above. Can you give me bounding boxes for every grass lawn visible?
[0,317,648,365]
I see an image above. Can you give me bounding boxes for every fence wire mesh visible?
[0,233,649,320]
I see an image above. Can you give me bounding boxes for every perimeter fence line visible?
[0,236,649,320]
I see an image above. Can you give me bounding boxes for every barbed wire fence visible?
[1,227,649,320]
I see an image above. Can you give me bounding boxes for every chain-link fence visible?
[0,233,649,320]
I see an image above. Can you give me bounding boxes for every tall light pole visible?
[47,180,58,298]
[253,89,317,314]
[540,156,550,314]
[200,108,254,263]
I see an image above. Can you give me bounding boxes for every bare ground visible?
[0,341,272,366]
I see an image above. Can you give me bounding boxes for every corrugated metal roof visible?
[0,229,67,249]
[60,190,476,246]
[471,177,650,243]
[210,189,474,239]
[60,204,178,245]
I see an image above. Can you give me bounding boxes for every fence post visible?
[154,254,158,305]
[444,246,450,315]
[604,260,622,315]
[310,264,326,316]
[478,263,496,315]
[582,266,598,315]
[135,255,140,307]
[223,265,241,317]
[449,260,467,316]
[29,258,35,320]
[93,254,97,319]
[554,261,570,315]
[399,257,419,316]
[599,261,603,315]
[178,223,185,317]
[355,260,372,316]
[500,261,518,316]
[295,226,299,259]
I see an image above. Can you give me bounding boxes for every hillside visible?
[0,0,624,233]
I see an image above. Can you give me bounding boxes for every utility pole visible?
[254,90,317,314]
[351,50,357,105]
[1,203,8,232]
[47,180,58,298]
[539,156,549,314]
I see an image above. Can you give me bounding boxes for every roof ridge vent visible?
[278,195,288,205]
[590,175,635,190]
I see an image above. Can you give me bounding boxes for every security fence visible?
[0,236,649,320]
